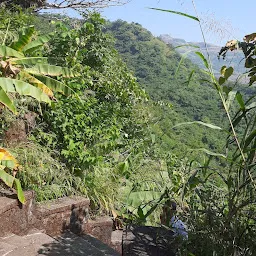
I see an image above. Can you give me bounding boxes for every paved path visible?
[0,230,119,256]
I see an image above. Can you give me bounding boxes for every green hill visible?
[106,20,226,155]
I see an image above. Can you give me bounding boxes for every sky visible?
[99,0,254,45]
[46,0,255,46]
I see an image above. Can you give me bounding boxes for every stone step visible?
[111,230,123,255]
[0,232,56,256]
[53,231,120,256]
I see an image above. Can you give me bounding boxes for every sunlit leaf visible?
[19,72,54,98]
[0,45,24,58]
[195,51,209,69]
[0,77,51,103]
[173,44,200,50]
[195,148,226,158]
[226,91,237,111]
[14,178,25,204]
[173,121,222,130]
[127,191,162,209]
[0,168,14,187]
[148,8,199,21]
[34,75,72,96]
[236,92,245,111]
[9,57,48,66]
[23,35,51,53]
[0,87,16,113]
[221,66,227,76]
[25,64,77,78]
[0,148,19,169]
[10,26,34,52]
[224,67,234,79]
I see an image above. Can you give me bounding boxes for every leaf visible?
[175,52,190,77]
[195,52,209,69]
[244,129,256,149]
[9,57,48,66]
[245,102,256,111]
[224,67,234,79]
[222,86,233,95]
[0,87,16,113]
[25,64,77,78]
[119,161,129,174]
[184,70,195,86]
[10,26,35,52]
[0,168,25,204]
[195,148,226,158]
[225,91,237,111]
[34,75,72,96]
[18,72,54,98]
[14,178,25,204]
[127,191,162,209]
[0,168,14,187]
[0,160,15,169]
[137,206,145,219]
[0,78,51,103]
[219,76,226,86]
[173,121,222,130]
[220,66,227,76]
[173,44,200,50]
[148,8,199,21]
[236,92,245,111]
[0,45,24,58]
[23,35,51,53]
[0,148,19,169]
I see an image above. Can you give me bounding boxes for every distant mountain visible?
[159,34,246,81]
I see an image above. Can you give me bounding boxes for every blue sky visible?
[100,0,254,45]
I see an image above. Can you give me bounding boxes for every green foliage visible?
[0,23,76,113]
[0,147,25,203]
[147,6,256,255]
[12,143,78,201]
[106,20,226,157]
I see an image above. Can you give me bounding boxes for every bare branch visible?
[0,0,131,12]
[37,0,131,11]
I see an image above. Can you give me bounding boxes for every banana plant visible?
[0,147,25,203]
[0,26,77,113]
[0,26,78,203]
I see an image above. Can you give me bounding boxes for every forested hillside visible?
[0,3,255,256]
[106,20,226,154]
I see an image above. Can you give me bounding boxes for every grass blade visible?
[173,121,222,130]
[148,8,199,22]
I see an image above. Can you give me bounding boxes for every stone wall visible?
[0,190,35,237]
[34,196,90,236]
[0,190,124,254]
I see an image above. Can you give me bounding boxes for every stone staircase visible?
[0,191,176,256]
[0,230,120,256]
[0,190,122,256]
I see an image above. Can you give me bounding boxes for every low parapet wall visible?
[0,190,35,237]
[34,196,90,236]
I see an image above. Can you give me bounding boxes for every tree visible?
[0,0,131,11]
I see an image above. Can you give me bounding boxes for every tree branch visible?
[37,0,131,11]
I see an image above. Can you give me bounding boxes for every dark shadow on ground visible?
[123,226,177,256]
[38,231,120,256]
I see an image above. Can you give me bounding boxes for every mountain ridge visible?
[159,34,246,78]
